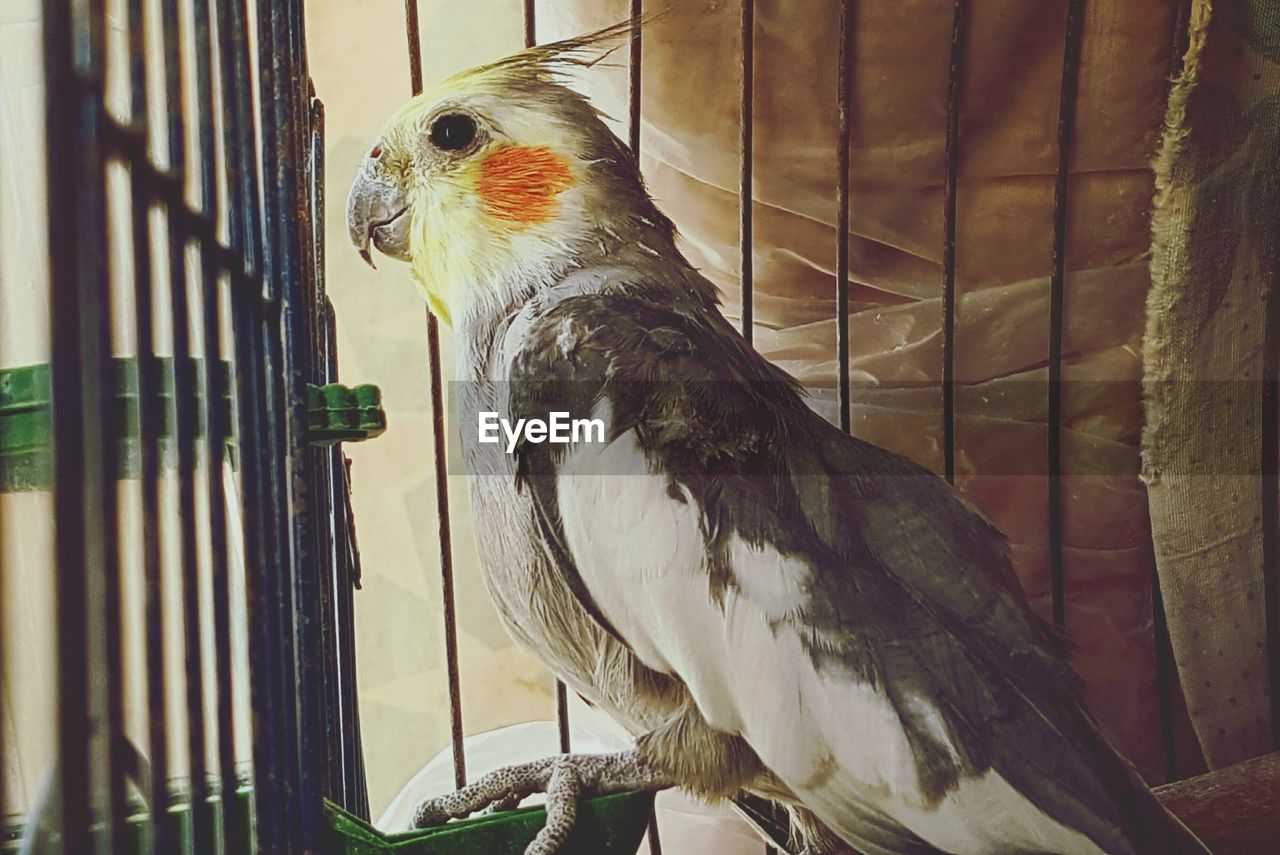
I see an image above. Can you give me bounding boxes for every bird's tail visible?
[1068,704,1210,855]
[1118,776,1209,855]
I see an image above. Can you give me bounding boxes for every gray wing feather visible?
[508,290,1205,855]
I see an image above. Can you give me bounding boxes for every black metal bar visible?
[835,0,854,434]
[740,0,770,844]
[334,439,371,818]
[157,0,213,847]
[518,0,571,761]
[189,1,240,846]
[277,1,317,844]
[1048,0,1086,632]
[629,1,643,157]
[647,815,664,855]
[740,0,754,345]
[404,0,468,790]
[321,293,369,817]
[554,681,571,754]
[1263,114,1280,749]
[253,0,306,849]
[941,0,968,484]
[233,266,286,852]
[122,2,175,850]
[1151,559,1180,781]
[310,94,348,808]
[215,0,288,848]
[45,0,114,849]
[232,255,287,851]
[0,205,4,850]
[626,10,663,854]
[274,0,328,847]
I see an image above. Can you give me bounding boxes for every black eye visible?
[430,113,477,151]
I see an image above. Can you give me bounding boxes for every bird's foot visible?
[411,749,673,855]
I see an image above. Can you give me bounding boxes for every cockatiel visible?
[347,25,1208,855]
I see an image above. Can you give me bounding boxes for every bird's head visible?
[347,25,659,326]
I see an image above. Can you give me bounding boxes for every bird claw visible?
[410,749,672,855]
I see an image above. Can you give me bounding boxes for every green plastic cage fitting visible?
[0,357,387,491]
[324,791,656,855]
[308,382,387,445]
[1,789,655,854]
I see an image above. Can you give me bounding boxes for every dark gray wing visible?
[508,291,1203,855]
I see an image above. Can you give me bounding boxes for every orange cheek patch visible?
[477,146,575,226]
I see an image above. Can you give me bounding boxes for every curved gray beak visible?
[347,156,411,269]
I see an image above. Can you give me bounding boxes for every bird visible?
[346,23,1209,855]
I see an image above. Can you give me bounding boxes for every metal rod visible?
[739,0,754,344]
[45,0,113,848]
[254,0,306,848]
[1047,0,1086,632]
[555,681,571,754]
[941,0,968,484]
[122,2,176,849]
[157,0,214,847]
[310,93,348,806]
[275,0,327,846]
[627,8,662,854]
[835,0,854,434]
[519,0,571,763]
[647,813,664,855]
[404,0,468,790]
[629,1,643,157]
[219,0,285,846]
[1263,119,1280,750]
[189,0,240,844]
[1151,559,1180,780]
[210,0,247,832]
[335,446,371,818]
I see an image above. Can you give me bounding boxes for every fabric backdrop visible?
[543,0,1199,783]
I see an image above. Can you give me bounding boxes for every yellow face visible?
[347,71,590,325]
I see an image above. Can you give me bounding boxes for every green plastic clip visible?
[307,383,387,446]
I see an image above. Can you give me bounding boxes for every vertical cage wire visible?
[737,9,771,855]
[44,0,114,849]
[1047,0,1086,633]
[739,0,754,346]
[940,0,968,485]
[225,0,292,846]
[156,0,214,849]
[518,0,578,761]
[311,94,346,809]
[325,297,372,817]
[276,0,337,847]
[625,7,667,854]
[0,232,4,850]
[120,0,175,848]
[403,0,469,792]
[191,0,240,847]
[835,0,854,434]
[1264,124,1280,749]
[629,1,643,158]
[253,1,306,848]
